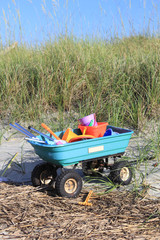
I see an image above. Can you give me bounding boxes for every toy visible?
[10,123,65,145]
[79,190,93,206]
[10,123,36,138]
[62,128,96,143]
[78,122,109,138]
[78,113,97,126]
[62,128,78,142]
[88,119,94,126]
[69,135,96,142]
[103,128,119,136]
[41,123,61,140]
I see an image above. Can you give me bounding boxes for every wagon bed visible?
[28,125,133,167]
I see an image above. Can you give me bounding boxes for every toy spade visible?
[41,123,61,140]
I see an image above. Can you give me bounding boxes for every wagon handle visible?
[41,123,61,140]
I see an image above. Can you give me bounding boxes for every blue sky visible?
[0,0,160,45]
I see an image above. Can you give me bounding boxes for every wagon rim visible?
[64,178,78,194]
[120,167,130,181]
[40,170,54,185]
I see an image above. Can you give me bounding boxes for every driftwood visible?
[0,182,159,239]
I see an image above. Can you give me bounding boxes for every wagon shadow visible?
[0,160,115,197]
[0,159,42,185]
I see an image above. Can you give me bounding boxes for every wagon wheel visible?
[55,170,82,198]
[82,160,104,176]
[31,163,57,187]
[110,161,132,185]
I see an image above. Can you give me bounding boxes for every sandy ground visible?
[0,125,160,199]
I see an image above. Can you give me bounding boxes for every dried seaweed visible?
[0,182,160,239]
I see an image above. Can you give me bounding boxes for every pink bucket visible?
[78,113,98,126]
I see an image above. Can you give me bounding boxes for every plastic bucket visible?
[78,113,97,126]
[78,122,109,138]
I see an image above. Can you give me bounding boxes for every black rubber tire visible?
[31,163,57,187]
[110,161,132,185]
[82,160,104,176]
[55,170,82,198]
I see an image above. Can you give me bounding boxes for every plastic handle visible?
[28,126,54,141]
[15,123,36,138]
[41,123,60,140]
[9,123,33,138]
[83,127,87,135]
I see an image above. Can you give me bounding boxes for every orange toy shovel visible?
[41,123,61,140]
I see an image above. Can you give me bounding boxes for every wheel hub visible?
[64,178,77,194]
[120,167,130,181]
[40,170,53,185]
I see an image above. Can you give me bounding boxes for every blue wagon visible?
[28,125,134,198]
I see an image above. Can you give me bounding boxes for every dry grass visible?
[1,36,160,129]
[0,182,159,239]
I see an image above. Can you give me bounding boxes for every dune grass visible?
[0,35,160,130]
[0,0,160,131]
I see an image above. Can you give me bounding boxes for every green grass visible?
[0,35,160,130]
